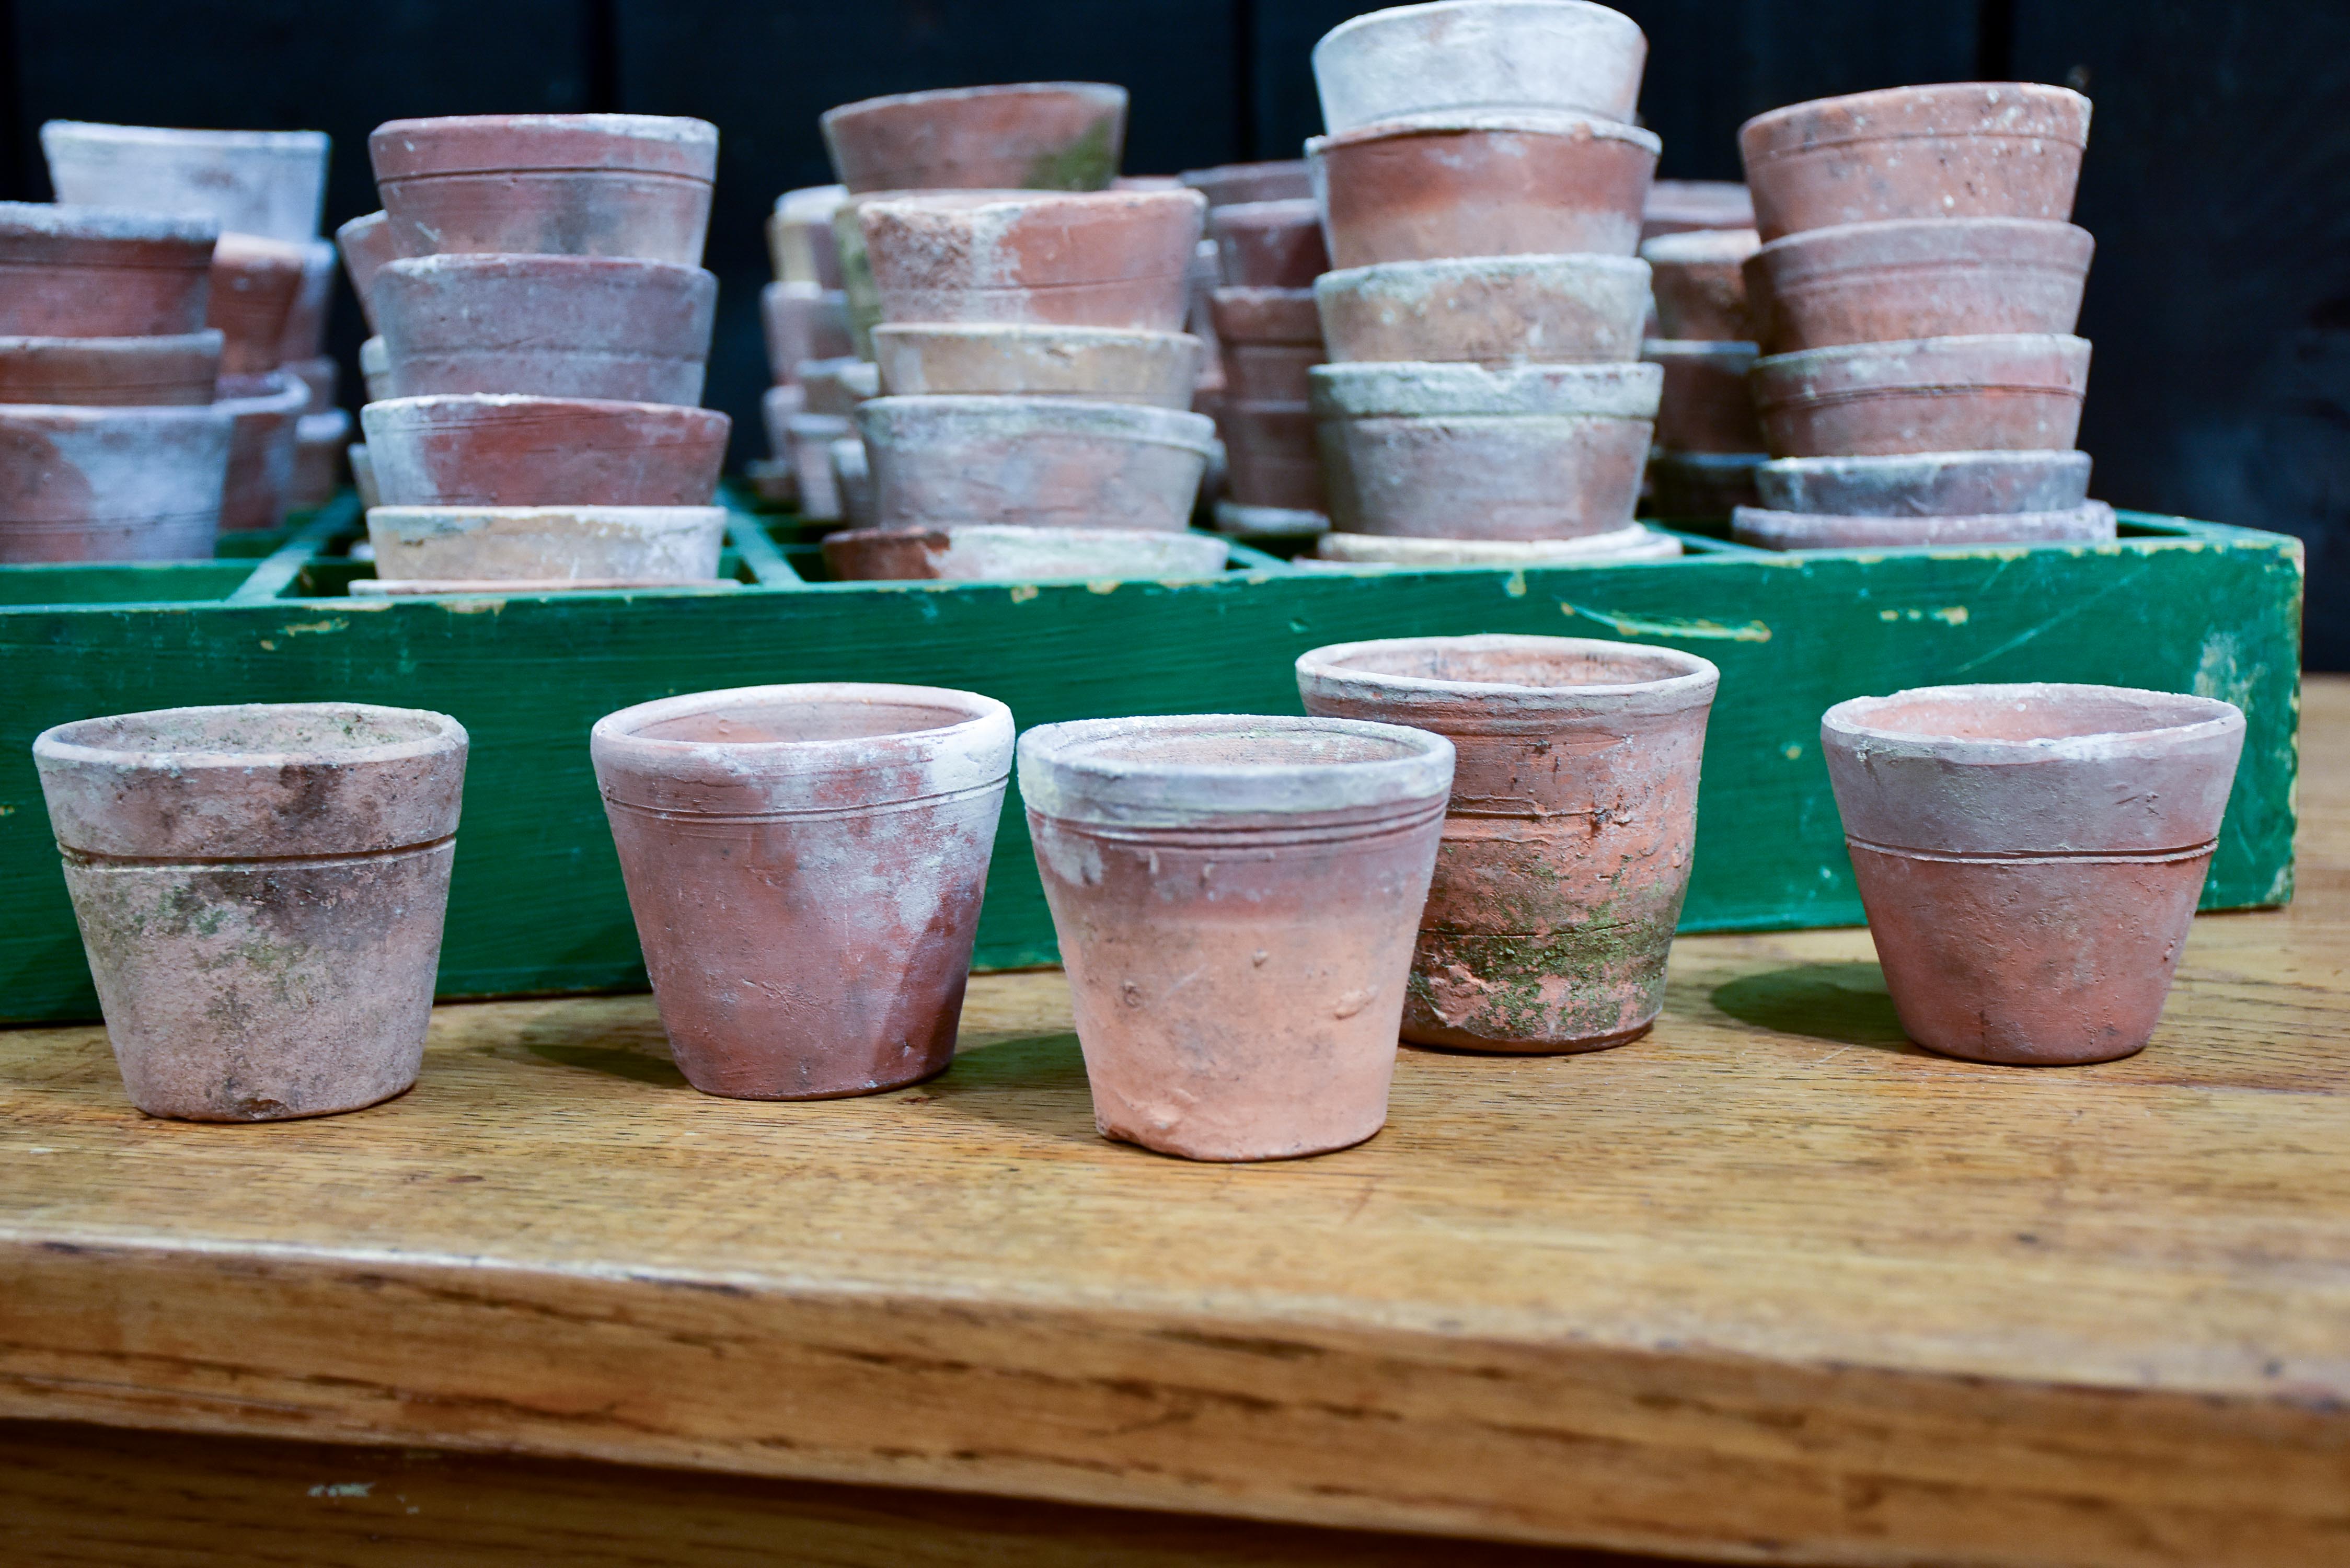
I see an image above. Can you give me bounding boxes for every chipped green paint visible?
[1560,603,1774,642]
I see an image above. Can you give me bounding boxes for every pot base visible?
[1404,1018,1653,1056]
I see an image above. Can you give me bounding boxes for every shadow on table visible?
[1710,961,1919,1052]
[926,1029,1099,1140]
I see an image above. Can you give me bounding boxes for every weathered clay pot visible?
[1310,360,1661,538]
[858,395,1215,532]
[1222,341,1327,403]
[1733,500,2116,551]
[1643,339,1765,453]
[287,353,338,413]
[33,702,467,1120]
[350,443,379,509]
[799,356,880,414]
[1298,635,1717,1052]
[277,239,339,363]
[0,203,216,337]
[1224,400,1330,513]
[1740,83,2092,242]
[1822,683,2243,1064]
[1310,113,1660,269]
[360,395,730,508]
[769,185,847,286]
[860,189,1207,331]
[371,114,719,264]
[0,331,222,406]
[1640,227,1760,341]
[1315,526,1679,566]
[360,336,392,402]
[1312,1,1648,132]
[785,410,850,522]
[1642,179,1754,240]
[1179,159,1312,207]
[1752,218,2093,351]
[40,122,329,245]
[1210,199,1328,289]
[831,437,877,528]
[822,523,1228,582]
[1207,285,1322,347]
[1753,332,2091,457]
[871,324,1202,408]
[1645,449,1764,517]
[206,233,314,376]
[822,83,1127,193]
[763,282,854,385]
[214,371,309,532]
[290,408,350,507]
[367,504,725,582]
[374,254,718,406]
[1021,713,1454,1160]
[592,684,1014,1099]
[0,402,232,561]
[1315,254,1651,366]
[337,211,399,334]
[1756,449,2092,516]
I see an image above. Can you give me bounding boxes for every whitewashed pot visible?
[1313,524,1678,566]
[1732,500,2116,551]
[41,121,329,245]
[858,395,1216,532]
[769,185,848,286]
[1756,450,2093,516]
[367,504,726,582]
[214,371,310,533]
[871,324,1202,408]
[1315,253,1651,365]
[1312,1,1649,133]
[0,402,233,561]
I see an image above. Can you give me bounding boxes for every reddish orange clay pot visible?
[361,394,729,508]
[592,684,1014,1100]
[1210,199,1328,288]
[0,331,221,406]
[1755,449,2091,515]
[206,232,311,376]
[1751,218,2092,351]
[34,703,468,1121]
[214,371,310,533]
[1643,339,1764,453]
[1642,179,1753,240]
[1823,683,2243,1065]
[1732,499,2115,550]
[1021,713,1454,1160]
[1315,255,1652,366]
[860,189,1207,332]
[0,203,216,337]
[1180,159,1312,208]
[857,395,1214,532]
[1299,636,1718,1052]
[0,402,232,561]
[1752,333,2090,457]
[1213,286,1324,402]
[821,83,1126,194]
[337,211,398,333]
[1640,227,1759,341]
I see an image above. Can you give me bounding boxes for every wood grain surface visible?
[1,682,2343,1567]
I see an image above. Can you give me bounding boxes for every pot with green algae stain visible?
[820,83,1127,195]
[1298,634,1718,1053]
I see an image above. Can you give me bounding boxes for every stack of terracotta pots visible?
[1301,0,1677,568]
[749,184,857,508]
[1732,83,2107,550]
[351,114,731,594]
[1639,225,1767,516]
[1206,195,1333,539]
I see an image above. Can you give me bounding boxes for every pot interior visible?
[1068,721,1427,771]
[51,704,443,759]
[1330,642,1697,690]
[633,696,976,746]
[1852,686,2228,744]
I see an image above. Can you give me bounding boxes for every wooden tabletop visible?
[4,681,2345,1568]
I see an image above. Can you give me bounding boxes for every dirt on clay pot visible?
[1314,253,1652,366]
[0,202,218,338]
[0,401,234,561]
[856,395,1215,533]
[820,83,1128,194]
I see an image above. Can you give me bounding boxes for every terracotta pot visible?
[287,353,338,413]
[1213,500,1329,539]
[33,702,467,1120]
[367,504,725,582]
[1222,400,1328,512]
[0,331,222,406]
[1822,683,2243,1064]
[1310,360,1661,538]
[831,437,876,528]
[214,371,309,533]
[799,355,880,414]
[592,684,1014,1099]
[360,395,730,508]
[290,408,350,507]
[1179,159,1312,207]
[277,238,339,363]
[1646,449,1764,517]
[858,395,1215,532]
[1640,227,1759,341]
[763,282,854,386]
[1740,83,2092,241]
[830,194,890,358]
[1315,254,1651,366]
[1209,199,1328,289]
[861,189,1206,332]
[769,185,847,286]
[1297,635,1716,1052]
[1754,448,2092,517]
[360,335,392,402]
[0,202,216,337]
[351,443,379,509]
[871,323,1202,408]
[204,233,308,377]
[1749,217,2093,353]
[785,411,850,522]
[1642,179,1753,240]
[1021,713,1453,1159]
[1222,341,1326,403]
[1310,113,1660,269]
[1315,525,1678,566]
[763,382,805,454]
[1208,285,1322,347]
[822,523,1228,582]
[1732,500,2116,550]
[337,211,399,335]
[1312,0,1648,132]
[375,254,718,406]
[371,114,719,265]
[41,122,329,245]
[1643,339,1764,452]
[0,402,233,561]
[1753,332,2091,457]
[822,83,1126,194]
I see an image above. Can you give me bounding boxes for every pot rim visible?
[1019,712,1455,826]
[1738,82,2092,162]
[43,120,329,154]
[360,391,731,429]
[1298,633,1718,709]
[1822,682,2243,765]
[1316,252,1650,293]
[34,701,467,776]
[0,399,236,428]
[855,394,1218,453]
[1754,216,2093,272]
[1733,500,2114,540]
[870,322,1199,351]
[1641,338,1760,363]
[1309,359,1661,418]
[0,328,223,356]
[1308,110,1662,156]
[1637,227,1760,265]
[592,682,1015,797]
[372,112,716,147]
[820,81,1127,127]
[215,369,328,416]
[0,200,219,246]
[857,187,1203,223]
[1759,448,2090,479]
[370,503,725,530]
[378,252,715,286]
[1752,333,2091,402]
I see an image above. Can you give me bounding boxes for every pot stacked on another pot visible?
[1176,160,1312,443]
[746,185,857,510]
[1733,83,2106,550]
[1639,224,1768,517]
[1206,195,1334,544]
[1301,0,1678,568]
[353,113,732,595]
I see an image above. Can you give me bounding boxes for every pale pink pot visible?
[1222,400,1328,512]
[276,238,339,363]
[1179,159,1312,208]
[1751,218,2093,352]
[360,395,730,508]
[857,395,1215,532]
[286,353,339,413]
[763,282,854,386]
[1642,179,1753,241]
[1755,449,2092,516]
[0,402,232,561]
[769,186,847,287]
[0,331,222,406]
[289,408,349,508]
[0,202,216,338]
[205,233,309,377]
[213,371,310,533]
[822,523,1227,582]
[1733,500,2115,550]
[860,189,1207,332]
[870,324,1203,408]
[1643,339,1764,453]
[40,122,328,246]
[1310,1,1649,131]
[337,211,399,335]
[821,83,1127,193]
[1754,332,2091,457]
[1640,227,1760,341]
[1314,254,1653,366]
[367,504,725,583]
[1209,199,1328,288]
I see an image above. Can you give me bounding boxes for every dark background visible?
[4,0,2345,662]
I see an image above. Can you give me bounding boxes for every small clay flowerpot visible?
[1021,713,1455,1160]
[1640,227,1760,341]
[822,83,1127,194]
[1732,500,2115,551]
[1646,449,1765,517]
[337,211,399,334]
[1312,0,1648,132]
[1310,113,1660,269]
[0,202,217,337]
[1314,254,1651,366]
[367,504,726,582]
[1642,179,1754,240]
[360,395,730,508]
[1822,683,2243,1064]
[1221,400,1328,512]
[768,185,847,286]
[41,122,329,245]
[822,523,1228,582]
[1755,449,2092,516]
[33,702,467,1120]
[1207,285,1322,347]
[0,402,233,561]
[1751,218,2093,351]
[1315,526,1678,566]
[277,239,339,363]
[762,282,854,385]
[1209,199,1328,288]
[374,254,718,406]
[1752,332,2091,457]
[593,684,1015,1099]
[206,233,315,376]
[214,371,310,533]
[0,331,222,406]
[1643,339,1765,453]
[860,189,1207,332]
[360,336,392,402]
[1179,159,1312,208]
[1740,83,2092,242]
[858,395,1215,532]
[871,324,1203,408]
[290,408,350,508]
[1298,635,1717,1052]
[785,410,850,522]
[371,114,720,265]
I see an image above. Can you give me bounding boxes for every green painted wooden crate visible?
[0,499,2302,1022]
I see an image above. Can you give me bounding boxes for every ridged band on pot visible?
[1738,83,2092,241]
[769,185,848,286]
[1298,635,1717,1052]
[1733,500,2115,550]
[870,323,1203,408]
[205,232,309,376]
[1646,449,1764,517]
[336,211,398,335]
[33,702,467,1120]
[1309,112,1661,270]
[1019,713,1455,1160]
[1753,332,2092,457]
[821,83,1127,194]
[1643,179,1754,240]
[592,683,1015,1100]
[763,282,854,386]
[359,394,730,509]
[0,330,222,407]
[214,371,310,533]
[1311,1,1649,132]
[1755,449,2093,516]
[1751,218,2094,352]
[374,253,718,406]
[1822,682,2242,1065]
[1179,159,1312,208]
[1642,338,1764,453]
[366,504,726,583]
[1222,399,1328,512]
[370,113,719,266]
[1315,254,1652,366]
[0,402,233,562]
[1639,227,1760,341]
[857,395,1215,532]
[0,202,218,338]
[1208,199,1328,289]
[860,189,1207,332]
[1314,525,1679,566]
[822,523,1229,582]
[40,122,328,246]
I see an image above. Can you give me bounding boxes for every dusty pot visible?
[1223,400,1329,513]
[1822,683,2243,1064]
[763,282,855,385]
[1209,199,1328,288]
[371,113,719,265]
[1179,159,1312,207]
[214,371,309,533]
[860,189,1207,332]
[336,211,399,334]
[1756,449,2092,515]
[1752,218,2093,351]
[822,523,1228,582]
[1733,500,2116,551]
[785,410,850,521]
[33,702,467,1120]
[858,395,1215,532]
[1753,332,2091,457]
[1208,287,1324,409]
[831,437,877,528]
[0,331,222,406]
[1310,360,1661,538]
[1310,113,1660,269]
[1315,253,1651,365]
[360,395,730,508]
[360,335,392,402]
[822,83,1127,193]
[1642,179,1754,240]
[1740,83,2092,241]
[1640,227,1760,341]
[1646,449,1764,517]
[799,355,881,414]
[592,684,1013,1099]
[0,402,232,561]
[40,122,328,245]
[1312,1,1648,132]
[287,353,338,413]
[1021,713,1454,1160]
[367,504,726,582]
[374,253,718,406]
[871,323,1203,408]
[1643,339,1764,453]
[0,202,216,337]
[206,233,310,376]
[769,185,848,286]
[1315,525,1678,566]
[1207,285,1322,347]
[290,408,349,507]
[1297,635,1716,1052]
[277,239,339,363]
